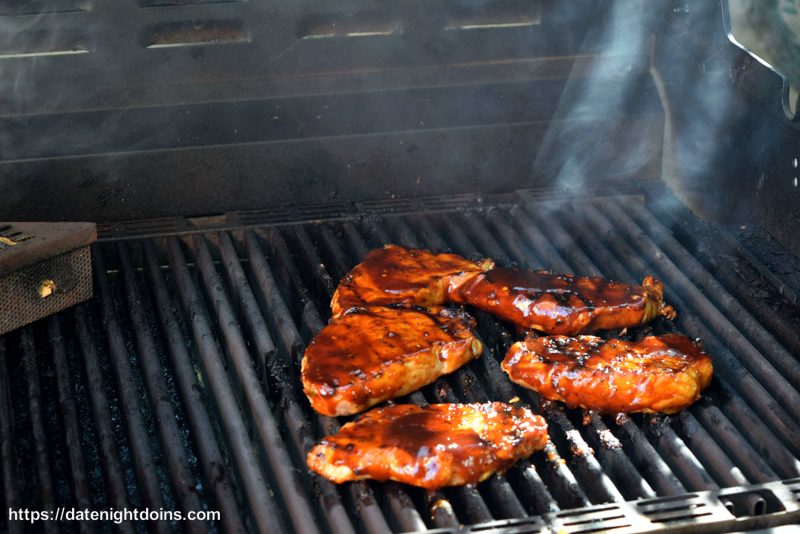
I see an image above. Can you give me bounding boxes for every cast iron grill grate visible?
[1,191,799,533]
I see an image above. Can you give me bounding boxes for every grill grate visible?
[1,191,800,533]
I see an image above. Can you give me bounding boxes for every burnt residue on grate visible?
[1,193,800,533]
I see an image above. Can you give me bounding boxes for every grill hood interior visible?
[1,0,798,253]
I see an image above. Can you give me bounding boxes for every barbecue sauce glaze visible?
[449,267,676,335]
[503,334,713,414]
[330,244,493,318]
[302,306,482,416]
[307,403,549,488]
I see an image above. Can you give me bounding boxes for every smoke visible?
[0,3,93,111]
[0,3,97,162]
[728,0,800,116]
[533,1,663,193]
[654,1,758,218]
[533,1,769,222]
[0,0,784,224]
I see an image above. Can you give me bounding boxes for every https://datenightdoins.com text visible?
[8,507,220,525]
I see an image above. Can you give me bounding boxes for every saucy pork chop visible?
[449,267,676,335]
[330,244,493,318]
[307,402,548,488]
[502,334,713,414]
[302,306,483,416]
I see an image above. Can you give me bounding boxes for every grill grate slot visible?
[166,236,291,531]
[20,328,57,519]
[46,317,92,522]
[0,29,90,59]
[298,12,402,40]
[138,239,247,533]
[445,6,541,32]
[2,192,800,532]
[90,253,176,534]
[601,199,800,412]
[139,0,240,7]
[0,0,91,15]
[73,307,138,530]
[143,19,248,48]
[558,204,800,455]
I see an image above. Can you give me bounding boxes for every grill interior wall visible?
[1,193,800,533]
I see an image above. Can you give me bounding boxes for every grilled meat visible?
[502,334,713,414]
[307,402,548,488]
[449,267,676,335]
[331,244,494,318]
[302,306,483,416]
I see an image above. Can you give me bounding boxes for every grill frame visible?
[1,186,800,533]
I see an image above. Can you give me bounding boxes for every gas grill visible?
[2,0,800,532]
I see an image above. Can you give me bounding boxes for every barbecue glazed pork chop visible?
[502,334,713,414]
[307,402,549,488]
[330,244,494,318]
[302,306,483,416]
[449,267,676,335]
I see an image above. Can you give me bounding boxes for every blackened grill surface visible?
[1,191,800,533]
